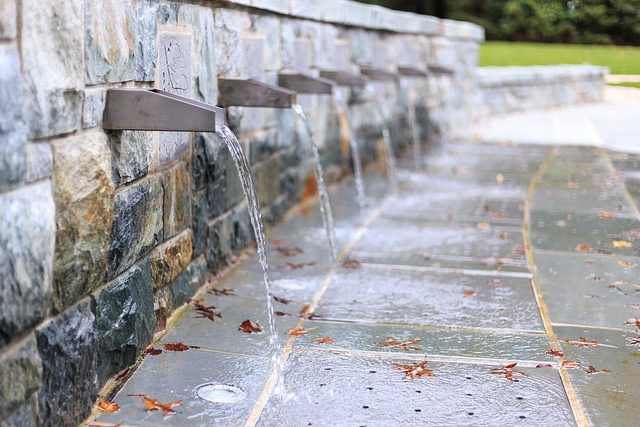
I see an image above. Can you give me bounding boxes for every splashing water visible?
[399,80,422,171]
[215,125,283,393]
[292,104,338,264]
[366,84,398,193]
[333,90,367,211]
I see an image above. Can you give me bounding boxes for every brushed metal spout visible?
[103,88,223,132]
[397,66,428,77]
[428,65,455,76]
[319,70,368,86]
[217,78,296,108]
[277,73,335,94]
[359,66,399,82]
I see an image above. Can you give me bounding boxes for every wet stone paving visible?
[93,141,640,426]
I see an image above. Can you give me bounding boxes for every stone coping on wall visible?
[220,0,485,40]
[477,65,609,87]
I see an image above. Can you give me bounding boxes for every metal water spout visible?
[277,73,335,94]
[217,78,296,108]
[103,88,224,131]
[359,65,399,82]
[319,70,368,86]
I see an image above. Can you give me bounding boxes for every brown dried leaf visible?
[275,246,304,257]
[462,291,476,297]
[490,363,528,382]
[379,337,422,351]
[145,348,163,356]
[97,400,120,413]
[394,359,435,381]
[239,319,262,333]
[115,367,130,381]
[128,394,181,416]
[584,365,610,374]
[562,361,580,369]
[624,318,640,329]
[314,337,336,344]
[189,299,222,322]
[164,343,191,352]
[273,296,291,304]
[574,244,592,252]
[626,336,640,347]
[274,262,317,270]
[546,349,564,357]
[271,238,287,245]
[560,337,600,348]
[477,222,491,229]
[210,288,235,296]
[286,327,318,336]
[341,259,361,269]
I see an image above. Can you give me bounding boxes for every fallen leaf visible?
[584,260,594,265]
[599,211,616,218]
[341,259,361,269]
[97,400,120,413]
[287,327,318,336]
[562,361,580,369]
[275,246,304,257]
[574,244,592,252]
[496,173,504,183]
[490,363,528,382]
[145,348,163,356]
[273,296,291,304]
[624,318,640,329]
[613,240,633,248]
[379,337,422,351]
[239,320,262,333]
[490,211,506,221]
[617,260,636,268]
[271,238,287,245]
[164,343,191,352]
[462,291,476,297]
[274,262,316,270]
[626,336,640,347]
[498,232,509,239]
[394,359,435,381]
[583,294,599,298]
[560,337,600,348]
[584,365,610,374]
[115,367,130,381]
[189,299,222,322]
[609,285,627,295]
[210,288,235,296]
[300,305,310,314]
[476,222,491,229]
[546,349,564,357]
[128,394,181,416]
[314,337,336,344]
[614,280,630,284]
[487,279,502,286]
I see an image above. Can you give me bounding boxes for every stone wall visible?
[0,0,482,424]
[473,65,608,117]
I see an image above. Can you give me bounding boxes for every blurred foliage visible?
[354,0,640,45]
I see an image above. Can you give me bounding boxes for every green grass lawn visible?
[480,41,640,74]
[607,82,640,89]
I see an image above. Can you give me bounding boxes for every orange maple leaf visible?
[314,337,336,344]
[546,349,564,357]
[97,400,120,413]
[379,337,422,351]
[584,365,610,374]
[490,362,528,382]
[394,359,435,381]
[287,327,318,336]
[562,361,580,369]
[128,394,181,416]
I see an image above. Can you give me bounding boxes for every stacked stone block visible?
[0,0,483,425]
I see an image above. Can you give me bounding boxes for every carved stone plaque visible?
[157,30,192,165]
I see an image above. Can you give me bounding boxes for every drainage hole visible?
[362,405,369,409]
[514,379,520,382]
[415,390,422,393]
[196,383,246,404]
[519,416,526,419]
[466,393,472,397]
[465,376,472,380]
[415,409,422,413]
[319,384,326,387]
[325,368,331,371]
[369,370,376,373]
[467,412,474,416]
[516,397,523,400]
[366,387,373,390]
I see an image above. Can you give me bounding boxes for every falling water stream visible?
[399,80,422,171]
[292,104,338,264]
[215,125,283,392]
[333,90,367,211]
[365,84,398,193]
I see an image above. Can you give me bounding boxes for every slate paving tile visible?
[315,267,544,332]
[533,251,640,329]
[347,253,530,273]
[554,326,640,427]
[352,217,526,263]
[258,351,575,426]
[529,210,640,255]
[291,320,554,364]
[96,350,268,426]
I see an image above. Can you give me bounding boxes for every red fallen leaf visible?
[275,310,321,320]
[97,400,120,413]
[560,337,600,348]
[163,343,191,352]
[584,365,610,374]
[490,362,528,382]
[274,262,316,270]
[271,238,287,245]
[145,348,163,356]
[562,361,580,369]
[574,244,592,252]
[275,246,304,257]
[115,367,130,381]
[273,296,291,304]
[287,326,318,336]
[394,359,435,381]
[341,259,361,269]
[487,279,502,286]
[546,349,564,357]
[128,394,181,416]
[210,288,235,296]
[462,291,476,297]
[379,337,422,351]
[314,337,336,344]
[624,318,640,329]
[239,319,262,333]
[189,298,222,322]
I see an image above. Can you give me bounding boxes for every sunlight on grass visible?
[480,41,640,75]
[608,82,640,89]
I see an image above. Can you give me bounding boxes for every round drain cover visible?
[196,384,246,403]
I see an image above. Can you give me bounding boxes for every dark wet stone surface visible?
[0,335,42,418]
